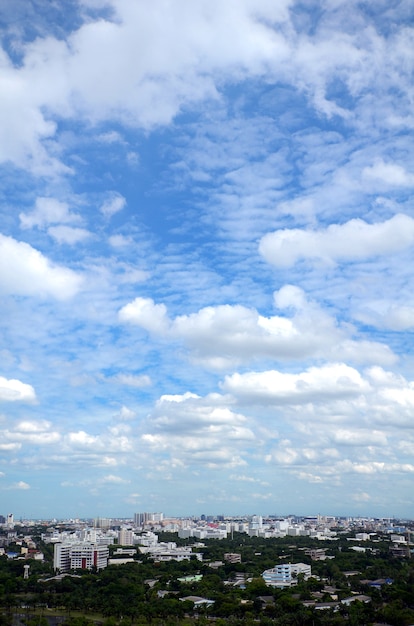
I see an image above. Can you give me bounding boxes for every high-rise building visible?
[118,529,135,545]
[134,512,163,525]
[94,517,112,529]
[134,512,150,526]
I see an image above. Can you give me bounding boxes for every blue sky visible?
[1,0,414,519]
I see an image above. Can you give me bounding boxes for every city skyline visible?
[1,1,414,519]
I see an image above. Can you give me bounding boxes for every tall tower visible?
[24,564,30,579]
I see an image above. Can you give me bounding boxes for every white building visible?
[248,515,263,536]
[139,541,203,562]
[54,542,109,572]
[53,543,72,572]
[118,529,135,545]
[262,563,311,588]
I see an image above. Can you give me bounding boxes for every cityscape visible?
[0,511,413,624]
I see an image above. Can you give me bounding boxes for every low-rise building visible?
[54,542,109,572]
[262,563,311,588]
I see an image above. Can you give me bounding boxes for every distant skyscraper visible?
[134,512,163,525]
[94,517,112,529]
[134,512,149,526]
[249,515,263,531]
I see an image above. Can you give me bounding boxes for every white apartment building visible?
[54,542,109,572]
[136,531,158,547]
[53,543,71,572]
[134,512,164,526]
[118,529,135,545]
[138,541,203,562]
[262,563,311,588]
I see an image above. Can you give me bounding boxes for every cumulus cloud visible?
[331,429,387,447]
[1,420,60,447]
[3,0,411,174]
[259,214,414,267]
[142,392,255,468]
[20,197,81,229]
[362,159,414,187]
[0,234,82,299]
[221,363,414,432]
[222,363,370,405]
[119,297,170,334]
[11,481,30,490]
[0,0,287,171]
[0,377,36,402]
[64,429,132,454]
[113,405,137,421]
[118,288,395,367]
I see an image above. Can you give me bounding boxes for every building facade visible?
[54,542,109,572]
[262,562,311,588]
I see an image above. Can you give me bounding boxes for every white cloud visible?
[118,288,395,368]
[222,363,369,404]
[109,234,133,247]
[0,234,82,299]
[47,225,92,244]
[259,214,414,267]
[113,374,152,388]
[101,474,130,484]
[0,420,60,446]
[352,492,371,502]
[119,297,170,334]
[362,159,414,187]
[100,192,127,217]
[0,443,21,451]
[0,377,36,402]
[20,197,80,229]
[17,420,51,432]
[11,481,30,490]
[113,405,137,421]
[64,429,133,454]
[332,429,387,447]
[142,393,255,468]
[67,431,98,447]
[354,301,414,331]
[0,0,411,177]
